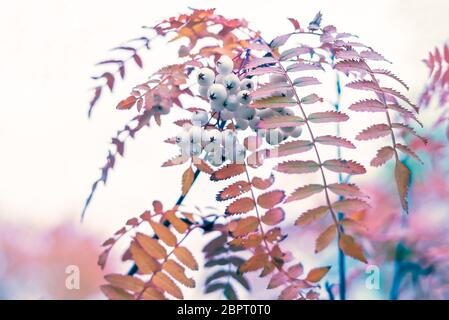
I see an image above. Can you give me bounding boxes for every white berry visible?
[223,74,240,93]
[236,107,256,120]
[215,74,225,84]
[175,131,190,147]
[237,90,251,105]
[198,85,209,97]
[216,55,234,75]
[197,68,215,86]
[235,118,249,130]
[240,78,255,91]
[207,84,227,103]
[290,126,303,138]
[249,116,261,131]
[220,109,234,121]
[224,95,239,111]
[211,100,225,112]
[191,110,209,126]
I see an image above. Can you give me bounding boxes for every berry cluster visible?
[174,55,303,166]
[175,124,246,166]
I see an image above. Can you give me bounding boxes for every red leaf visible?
[225,197,255,215]
[133,54,143,68]
[216,181,251,201]
[287,18,301,30]
[103,72,115,91]
[210,164,246,181]
[261,207,285,226]
[117,96,137,110]
[444,44,449,63]
[251,174,275,190]
[257,190,285,209]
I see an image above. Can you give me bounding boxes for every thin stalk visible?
[333,58,347,300]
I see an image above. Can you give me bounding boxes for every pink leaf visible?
[356,124,391,141]
[308,111,349,123]
[293,76,321,87]
[349,99,385,112]
[315,135,355,149]
[275,160,320,174]
[370,146,395,167]
[322,159,366,175]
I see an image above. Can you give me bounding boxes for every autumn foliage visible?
[81,9,441,300]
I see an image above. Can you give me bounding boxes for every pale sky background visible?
[0,0,448,299]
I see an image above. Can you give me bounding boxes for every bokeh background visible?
[1,0,448,299]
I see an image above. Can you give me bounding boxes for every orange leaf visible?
[315,225,337,253]
[251,174,275,190]
[339,234,367,263]
[305,266,331,282]
[182,166,195,196]
[104,274,145,293]
[285,184,324,203]
[261,207,285,226]
[394,160,410,213]
[100,284,134,300]
[210,164,246,181]
[257,190,285,209]
[152,272,183,299]
[135,232,167,259]
[332,199,370,214]
[229,216,259,237]
[295,206,328,226]
[116,96,137,110]
[216,181,251,201]
[193,157,214,174]
[173,246,198,271]
[142,287,166,300]
[225,197,255,215]
[163,259,195,288]
[238,253,269,274]
[129,241,160,274]
[149,220,178,247]
[165,210,189,234]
